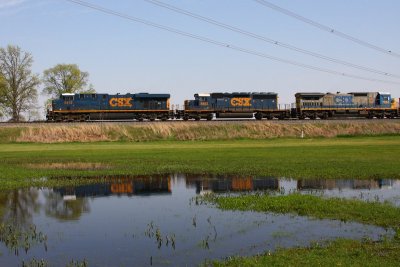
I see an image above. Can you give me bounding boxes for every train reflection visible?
[297,179,396,190]
[184,175,279,194]
[55,176,171,198]
[53,175,398,200]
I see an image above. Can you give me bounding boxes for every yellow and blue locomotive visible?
[47,92,172,121]
[295,92,397,119]
[181,92,291,120]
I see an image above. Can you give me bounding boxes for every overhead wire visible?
[253,0,400,58]
[144,0,400,79]
[64,0,400,85]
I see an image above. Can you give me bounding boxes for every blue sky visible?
[1,0,399,109]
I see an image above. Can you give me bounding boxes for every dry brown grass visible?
[11,120,400,143]
[27,162,111,170]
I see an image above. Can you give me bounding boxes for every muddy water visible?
[0,174,397,266]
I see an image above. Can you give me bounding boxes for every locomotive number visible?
[109,98,133,107]
[230,97,251,107]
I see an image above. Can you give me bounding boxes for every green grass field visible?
[211,238,400,267]
[204,193,400,228]
[1,134,400,265]
[0,136,399,189]
[205,193,400,266]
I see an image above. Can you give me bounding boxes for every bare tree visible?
[0,45,40,122]
[42,64,94,98]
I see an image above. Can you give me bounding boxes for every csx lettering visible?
[230,98,251,107]
[109,98,132,107]
[111,183,133,194]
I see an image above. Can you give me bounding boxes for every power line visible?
[144,0,400,79]
[64,0,400,85]
[253,0,400,58]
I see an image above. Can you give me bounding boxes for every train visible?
[46,91,399,122]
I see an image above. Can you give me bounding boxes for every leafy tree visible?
[0,76,5,120]
[0,45,39,122]
[42,64,95,98]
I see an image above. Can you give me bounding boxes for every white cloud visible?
[0,0,26,9]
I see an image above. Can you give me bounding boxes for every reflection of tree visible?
[0,189,40,227]
[44,191,90,221]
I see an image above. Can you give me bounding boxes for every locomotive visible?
[295,92,397,119]
[180,92,291,120]
[47,92,172,122]
[46,91,399,121]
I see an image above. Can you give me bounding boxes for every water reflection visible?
[0,189,46,255]
[0,189,40,228]
[297,179,395,190]
[50,175,400,206]
[0,174,398,266]
[185,175,279,194]
[44,191,90,221]
[185,175,400,205]
[54,176,171,198]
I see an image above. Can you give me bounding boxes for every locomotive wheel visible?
[206,114,213,121]
[255,113,263,120]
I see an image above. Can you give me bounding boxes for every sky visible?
[1,0,400,115]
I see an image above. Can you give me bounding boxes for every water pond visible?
[0,174,398,266]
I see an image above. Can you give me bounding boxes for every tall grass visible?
[4,121,400,143]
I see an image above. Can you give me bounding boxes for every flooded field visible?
[0,174,398,266]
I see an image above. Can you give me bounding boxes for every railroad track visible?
[1,118,399,127]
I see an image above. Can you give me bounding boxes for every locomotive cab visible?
[52,93,75,111]
[376,92,391,108]
[185,93,211,110]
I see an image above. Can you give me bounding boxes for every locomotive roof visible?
[295,92,325,97]
[209,92,277,95]
[61,93,170,98]
[195,93,211,97]
[134,93,170,98]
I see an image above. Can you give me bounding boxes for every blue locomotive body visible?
[47,93,171,121]
[182,92,290,120]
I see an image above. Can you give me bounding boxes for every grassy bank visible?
[0,121,399,143]
[0,136,399,189]
[204,193,400,229]
[212,238,400,267]
[205,193,400,266]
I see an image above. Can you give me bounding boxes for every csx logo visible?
[111,184,133,194]
[230,97,251,107]
[109,98,132,107]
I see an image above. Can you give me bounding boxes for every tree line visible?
[0,45,95,122]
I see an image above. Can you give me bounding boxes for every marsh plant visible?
[21,258,48,267]
[0,222,47,255]
[66,259,88,267]
[144,222,176,250]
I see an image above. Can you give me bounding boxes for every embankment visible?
[0,120,399,143]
